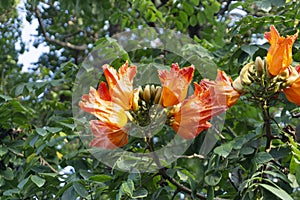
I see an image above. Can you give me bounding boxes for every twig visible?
[262,102,272,150]
[39,156,59,173]
[34,8,87,51]
[175,153,205,159]
[147,136,228,200]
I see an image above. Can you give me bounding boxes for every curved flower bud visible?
[264,25,298,76]
[103,61,137,110]
[89,120,128,149]
[158,63,194,107]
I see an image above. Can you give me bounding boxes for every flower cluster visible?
[233,25,300,105]
[80,62,240,149]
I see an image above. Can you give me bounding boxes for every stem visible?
[262,101,272,150]
[146,135,228,200]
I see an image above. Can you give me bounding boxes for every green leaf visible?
[62,185,76,200]
[31,175,46,188]
[38,172,57,178]
[3,189,19,196]
[183,2,194,15]
[46,127,62,133]
[15,83,25,96]
[132,188,148,198]
[241,45,259,57]
[177,171,188,182]
[255,0,272,12]
[121,179,135,197]
[179,11,188,24]
[18,177,30,189]
[254,152,273,164]
[58,122,76,130]
[36,127,48,137]
[0,146,8,156]
[189,15,198,27]
[0,94,12,101]
[205,171,222,186]
[271,0,285,7]
[214,141,234,158]
[197,12,206,24]
[73,182,88,198]
[190,0,199,6]
[2,167,14,180]
[259,183,293,200]
[89,174,112,182]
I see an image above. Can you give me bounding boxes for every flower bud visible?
[153,86,162,104]
[255,56,264,76]
[232,77,245,93]
[240,62,254,85]
[143,85,151,103]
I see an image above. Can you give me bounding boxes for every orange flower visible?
[171,70,240,139]
[158,63,194,107]
[103,61,137,110]
[283,66,300,105]
[264,25,298,76]
[79,62,137,149]
[89,120,128,149]
[200,70,240,108]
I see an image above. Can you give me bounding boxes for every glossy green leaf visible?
[62,185,76,200]
[259,183,293,200]
[2,167,14,180]
[36,128,48,137]
[31,175,46,188]
[254,152,273,164]
[121,179,135,197]
[214,141,234,158]
[89,174,112,182]
[73,182,88,198]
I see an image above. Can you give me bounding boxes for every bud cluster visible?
[232,56,298,102]
[130,84,167,127]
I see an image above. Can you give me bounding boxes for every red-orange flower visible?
[264,25,298,76]
[79,62,137,149]
[200,70,241,108]
[89,120,128,149]
[158,63,194,107]
[171,70,240,139]
[283,65,300,106]
[103,61,137,110]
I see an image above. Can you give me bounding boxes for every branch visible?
[262,102,272,150]
[147,137,228,200]
[34,8,87,51]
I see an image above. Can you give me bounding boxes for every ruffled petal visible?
[158,64,194,107]
[264,25,298,76]
[79,87,128,127]
[89,120,128,149]
[103,61,137,110]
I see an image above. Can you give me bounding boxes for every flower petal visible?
[283,68,300,106]
[103,61,137,110]
[79,87,128,127]
[172,95,226,139]
[264,25,298,76]
[199,70,240,108]
[89,120,128,149]
[158,64,194,106]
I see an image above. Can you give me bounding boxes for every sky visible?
[16,0,49,72]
